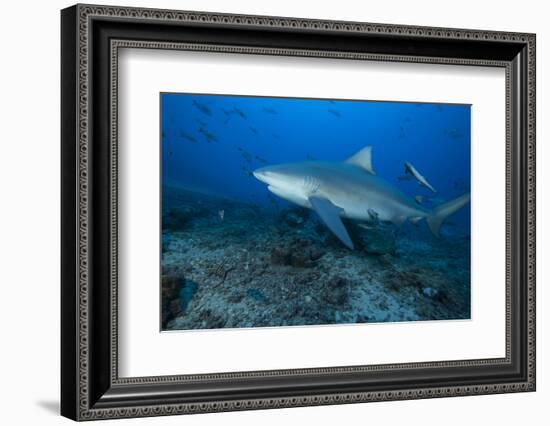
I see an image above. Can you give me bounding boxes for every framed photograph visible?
[61,4,536,421]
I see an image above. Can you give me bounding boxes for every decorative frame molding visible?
[61,4,535,421]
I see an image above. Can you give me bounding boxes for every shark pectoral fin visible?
[345,146,375,175]
[309,196,354,249]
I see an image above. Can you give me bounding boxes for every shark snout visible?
[252,167,273,184]
[253,164,297,189]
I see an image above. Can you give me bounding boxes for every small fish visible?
[414,195,424,204]
[218,210,225,221]
[327,108,342,118]
[255,155,268,164]
[195,118,208,127]
[192,100,212,116]
[241,166,254,177]
[409,217,422,227]
[404,161,437,193]
[221,108,236,124]
[367,208,379,223]
[272,133,279,139]
[399,126,406,139]
[233,106,247,119]
[180,131,197,143]
[199,127,218,143]
[436,105,444,112]
[262,107,278,115]
[404,116,411,123]
[199,127,218,142]
[249,126,259,135]
[161,131,166,140]
[357,224,375,230]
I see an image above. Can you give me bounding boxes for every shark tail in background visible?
[427,193,471,237]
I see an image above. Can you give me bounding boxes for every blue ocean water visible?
[161,93,471,231]
[160,92,471,330]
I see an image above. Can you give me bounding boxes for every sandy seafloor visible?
[161,184,471,331]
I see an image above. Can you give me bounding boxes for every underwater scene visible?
[161,93,471,331]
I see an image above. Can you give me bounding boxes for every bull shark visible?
[253,146,470,249]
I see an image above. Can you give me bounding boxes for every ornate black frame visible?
[61,4,536,421]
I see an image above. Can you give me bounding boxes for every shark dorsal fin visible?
[345,146,375,175]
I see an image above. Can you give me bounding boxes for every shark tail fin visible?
[427,193,470,237]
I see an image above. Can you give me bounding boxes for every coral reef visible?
[162,185,471,331]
